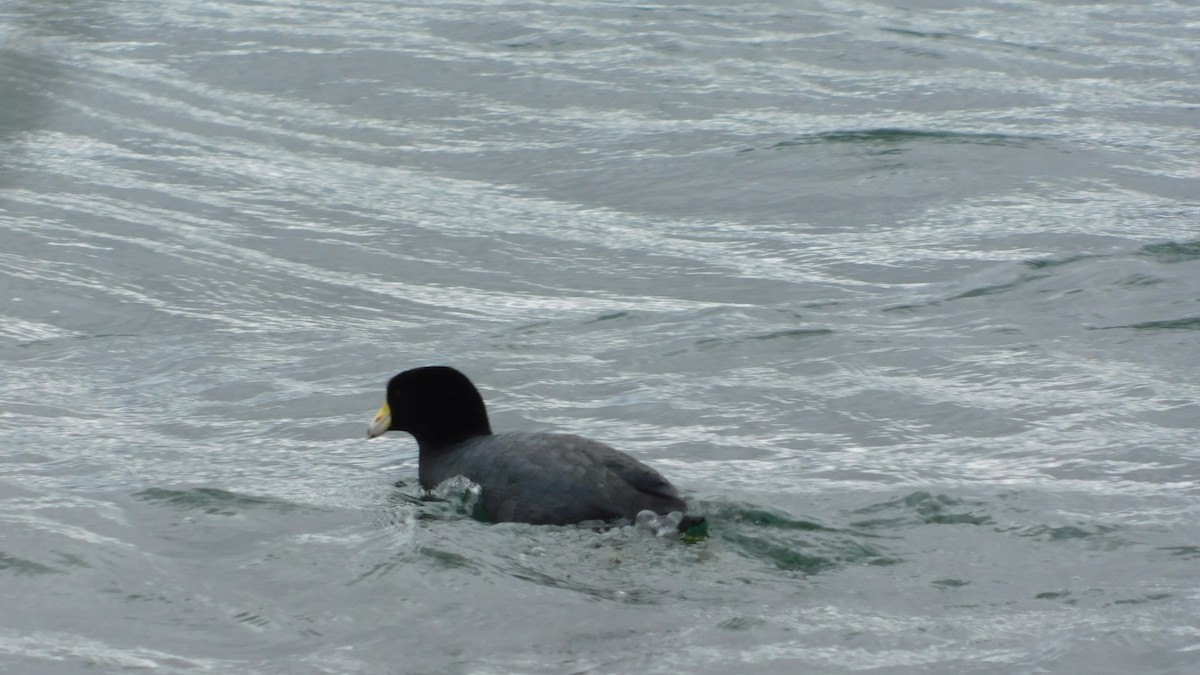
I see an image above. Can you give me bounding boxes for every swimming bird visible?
[367,366,696,527]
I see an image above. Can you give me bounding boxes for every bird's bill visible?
[367,403,391,438]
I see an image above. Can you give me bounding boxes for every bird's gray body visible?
[420,432,686,525]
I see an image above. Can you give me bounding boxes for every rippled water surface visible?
[3,0,1199,672]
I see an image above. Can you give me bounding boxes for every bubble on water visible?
[634,509,684,537]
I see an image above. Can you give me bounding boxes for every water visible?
[2,0,1199,672]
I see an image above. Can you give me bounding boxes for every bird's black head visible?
[368,366,492,451]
